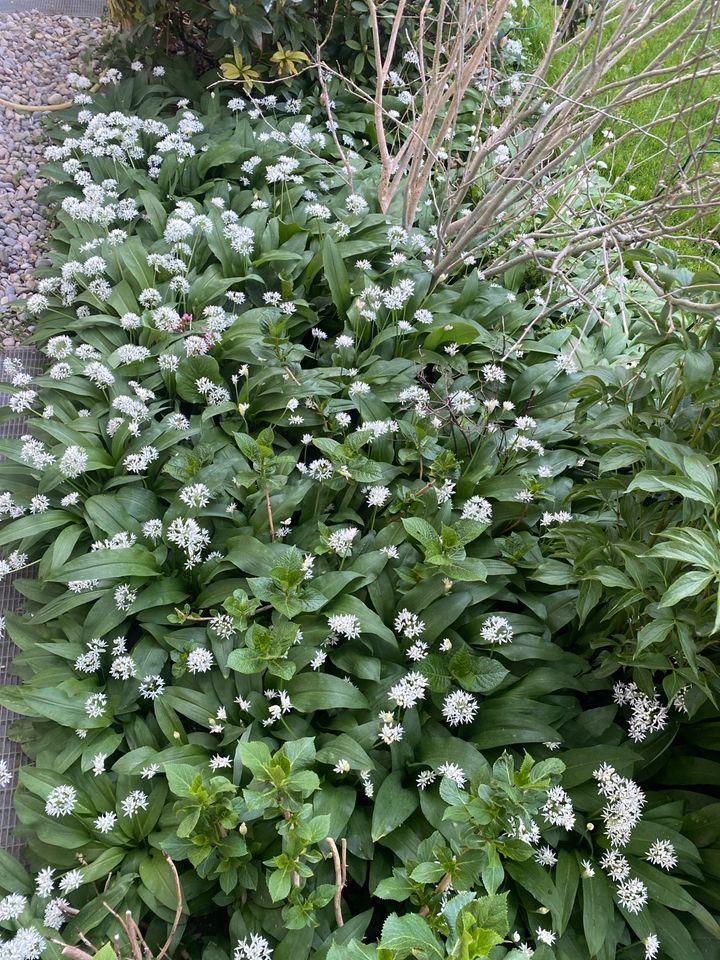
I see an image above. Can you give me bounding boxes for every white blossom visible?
[94,811,118,833]
[481,615,513,644]
[593,763,646,848]
[327,614,361,639]
[121,790,149,816]
[417,770,437,789]
[437,762,467,787]
[389,671,429,709]
[328,527,359,557]
[542,786,576,830]
[45,785,77,817]
[461,496,492,523]
[534,845,557,867]
[234,934,272,960]
[646,839,677,870]
[643,934,660,959]
[394,609,425,639]
[616,877,648,914]
[59,445,88,478]
[0,893,28,921]
[442,690,479,726]
[187,648,214,674]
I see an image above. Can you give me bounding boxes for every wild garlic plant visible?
[0,65,716,960]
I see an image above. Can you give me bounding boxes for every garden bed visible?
[0,5,719,960]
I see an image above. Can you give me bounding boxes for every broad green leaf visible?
[54,547,159,582]
[0,510,72,547]
[582,870,614,958]
[322,234,351,320]
[659,571,714,608]
[165,763,201,798]
[92,945,118,960]
[237,741,273,777]
[636,617,675,653]
[372,772,418,841]
[402,517,439,551]
[139,851,183,911]
[287,673,368,712]
[82,848,127,884]
[316,734,375,771]
[380,912,442,959]
[628,472,715,506]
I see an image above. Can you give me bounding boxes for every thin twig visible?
[265,486,276,542]
[419,871,453,916]
[325,837,345,927]
[102,901,133,943]
[50,941,93,960]
[155,853,184,960]
[126,911,154,960]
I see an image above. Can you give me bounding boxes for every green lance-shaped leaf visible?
[371,771,419,841]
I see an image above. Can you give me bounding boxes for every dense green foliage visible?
[0,19,720,960]
[104,0,408,86]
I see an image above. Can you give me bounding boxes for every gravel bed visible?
[0,11,107,345]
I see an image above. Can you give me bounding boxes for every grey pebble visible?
[0,9,108,334]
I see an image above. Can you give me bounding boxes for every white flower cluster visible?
[613,681,669,742]
[593,764,650,914]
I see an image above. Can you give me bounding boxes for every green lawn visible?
[526,1,720,264]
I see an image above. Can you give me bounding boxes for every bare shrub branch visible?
[322,0,720,288]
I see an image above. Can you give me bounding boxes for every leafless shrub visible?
[321,0,720,285]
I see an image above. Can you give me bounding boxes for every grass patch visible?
[528,0,720,263]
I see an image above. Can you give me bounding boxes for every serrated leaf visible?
[380,913,443,959]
